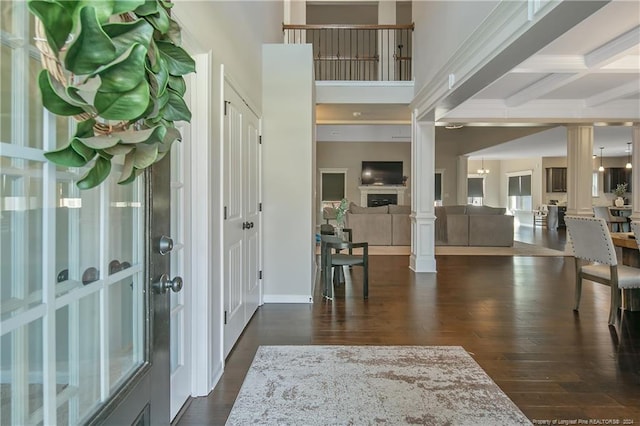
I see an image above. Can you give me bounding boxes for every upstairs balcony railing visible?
[283,24,414,81]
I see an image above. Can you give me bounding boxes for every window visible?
[467,177,484,205]
[320,169,346,210]
[508,173,532,211]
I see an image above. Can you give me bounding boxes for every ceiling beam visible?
[586,81,640,107]
[585,25,640,68]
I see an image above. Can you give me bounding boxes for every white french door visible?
[223,81,261,357]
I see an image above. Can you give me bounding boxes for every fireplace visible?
[359,185,407,207]
[367,194,397,207]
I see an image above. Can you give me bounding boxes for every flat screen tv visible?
[361,161,403,185]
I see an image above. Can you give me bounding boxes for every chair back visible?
[593,206,612,221]
[564,216,617,266]
[631,222,640,247]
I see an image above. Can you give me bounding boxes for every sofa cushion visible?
[345,212,392,245]
[468,215,514,246]
[349,204,389,214]
[466,205,506,215]
[391,214,410,245]
[388,204,410,214]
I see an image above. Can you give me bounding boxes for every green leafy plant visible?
[28,0,196,189]
[335,198,349,227]
[614,182,628,197]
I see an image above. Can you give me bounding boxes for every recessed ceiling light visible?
[352,111,362,117]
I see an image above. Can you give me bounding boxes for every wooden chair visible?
[593,206,627,232]
[565,216,640,325]
[320,235,368,300]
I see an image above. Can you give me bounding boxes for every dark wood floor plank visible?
[176,228,640,425]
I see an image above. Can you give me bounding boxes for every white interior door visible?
[169,119,190,419]
[223,81,261,357]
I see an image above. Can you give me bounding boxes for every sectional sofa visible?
[344,203,410,246]
[435,205,514,247]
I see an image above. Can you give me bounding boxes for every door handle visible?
[242,221,248,229]
[158,235,174,255]
[153,274,184,294]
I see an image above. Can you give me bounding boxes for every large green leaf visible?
[144,7,170,34]
[164,18,182,46]
[77,156,112,189]
[133,143,159,169]
[71,139,96,162]
[112,0,145,14]
[103,19,154,56]
[94,79,150,120]
[64,6,117,75]
[163,126,181,145]
[152,58,170,97]
[118,151,137,184]
[77,134,122,149]
[162,89,191,122]
[74,118,96,138]
[156,41,196,76]
[167,75,186,96]
[28,1,73,53]
[134,0,158,16]
[38,70,85,116]
[97,43,148,93]
[103,144,134,156]
[75,1,114,23]
[113,125,166,145]
[44,143,90,167]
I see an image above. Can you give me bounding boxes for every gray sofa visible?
[435,205,514,247]
[345,203,410,246]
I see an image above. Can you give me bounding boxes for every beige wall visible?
[316,141,411,214]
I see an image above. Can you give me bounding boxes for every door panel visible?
[223,82,261,357]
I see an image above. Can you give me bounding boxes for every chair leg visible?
[609,283,621,326]
[574,261,582,311]
[363,260,368,300]
[323,263,333,300]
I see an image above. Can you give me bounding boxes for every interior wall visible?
[316,141,411,215]
[307,3,378,24]
[262,44,315,302]
[412,0,499,92]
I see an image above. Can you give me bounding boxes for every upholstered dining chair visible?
[565,216,640,326]
[593,206,627,232]
[320,235,368,300]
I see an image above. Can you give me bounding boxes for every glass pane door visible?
[0,2,147,423]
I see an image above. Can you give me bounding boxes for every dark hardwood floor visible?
[176,226,640,425]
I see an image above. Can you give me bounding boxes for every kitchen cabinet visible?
[604,167,632,193]
[546,167,567,192]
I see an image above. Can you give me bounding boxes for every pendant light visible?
[626,142,632,169]
[598,147,604,172]
[477,158,490,174]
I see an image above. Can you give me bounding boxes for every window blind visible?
[467,177,484,197]
[322,173,345,200]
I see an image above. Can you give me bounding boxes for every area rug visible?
[225,345,532,425]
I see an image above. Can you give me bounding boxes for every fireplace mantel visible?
[359,185,407,206]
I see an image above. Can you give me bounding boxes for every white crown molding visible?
[317,124,411,142]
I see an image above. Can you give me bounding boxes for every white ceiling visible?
[317,0,640,159]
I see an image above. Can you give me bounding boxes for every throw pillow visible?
[388,204,410,214]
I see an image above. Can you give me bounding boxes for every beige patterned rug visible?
[226,346,532,425]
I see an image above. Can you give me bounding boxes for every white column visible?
[457,155,469,205]
[566,125,595,217]
[410,111,437,272]
[378,0,396,81]
[631,123,640,223]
